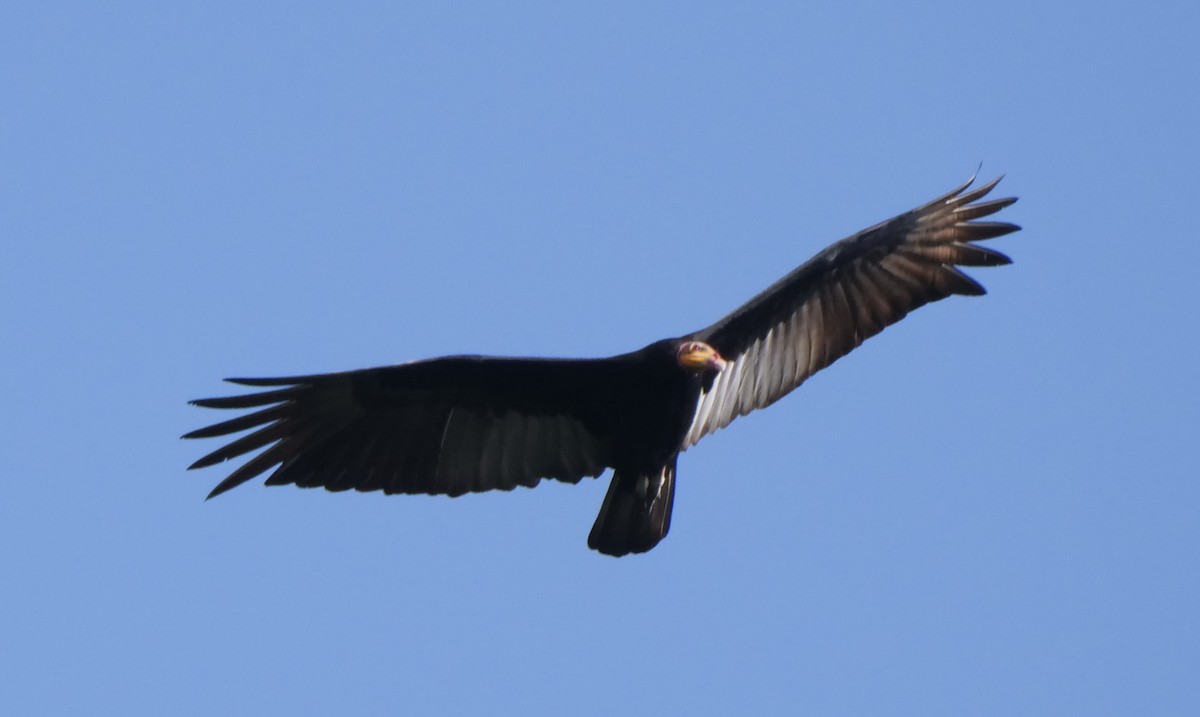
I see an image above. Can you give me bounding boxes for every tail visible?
[587,458,677,557]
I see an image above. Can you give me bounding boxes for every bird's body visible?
[186,174,1020,556]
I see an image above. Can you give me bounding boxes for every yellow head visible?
[676,341,727,373]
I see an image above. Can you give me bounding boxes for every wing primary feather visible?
[915,172,979,212]
[844,269,883,335]
[188,421,290,470]
[262,418,352,489]
[256,417,335,488]
[958,221,1022,241]
[190,387,301,409]
[206,440,297,499]
[880,253,944,297]
[936,266,988,296]
[869,262,913,304]
[952,196,1017,221]
[292,429,359,490]
[836,272,876,342]
[857,263,910,318]
[182,404,289,439]
[947,175,1004,208]
[901,243,1012,267]
[224,376,323,387]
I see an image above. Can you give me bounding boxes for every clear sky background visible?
[3,2,1197,715]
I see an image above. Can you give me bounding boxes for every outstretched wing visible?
[682,174,1019,447]
[185,357,617,499]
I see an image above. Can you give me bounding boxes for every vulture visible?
[185,174,1019,556]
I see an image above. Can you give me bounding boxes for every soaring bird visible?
[185,174,1019,556]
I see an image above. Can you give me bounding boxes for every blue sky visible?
[3,2,1197,715]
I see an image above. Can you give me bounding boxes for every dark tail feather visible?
[587,458,677,557]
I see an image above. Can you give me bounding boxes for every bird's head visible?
[676,341,727,374]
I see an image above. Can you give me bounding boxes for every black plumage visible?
[185,174,1020,556]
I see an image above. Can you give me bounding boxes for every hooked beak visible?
[678,342,727,373]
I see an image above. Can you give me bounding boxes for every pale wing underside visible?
[683,175,1018,447]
